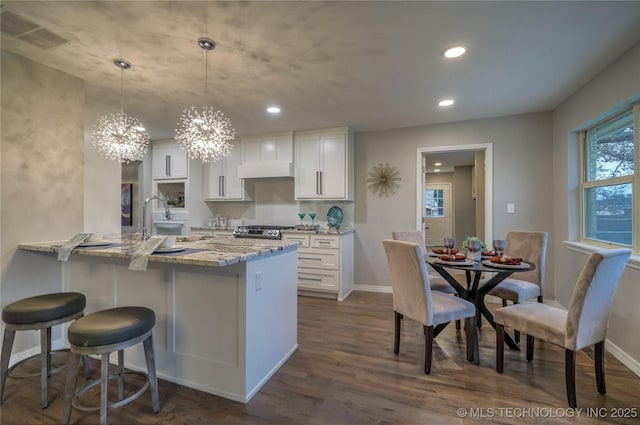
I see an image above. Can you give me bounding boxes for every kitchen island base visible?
[26,247,298,403]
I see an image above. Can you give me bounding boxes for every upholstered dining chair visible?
[392,231,457,295]
[495,248,631,408]
[480,231,547,341]
[383,239,478,374]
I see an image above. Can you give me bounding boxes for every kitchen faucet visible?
[142,195,173,241]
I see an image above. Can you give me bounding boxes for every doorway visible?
[416,144,493,247]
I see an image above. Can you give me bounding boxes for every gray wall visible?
[1,51,85,351]
[354,112,554,293]
[552,42,640,369]
[453,166,476,242]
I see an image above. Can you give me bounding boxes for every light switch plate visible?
[507,203,515,214]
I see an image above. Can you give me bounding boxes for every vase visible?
[466,250,481,262]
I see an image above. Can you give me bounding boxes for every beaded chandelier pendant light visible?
[92,59,150,163]
[175,37,235,163]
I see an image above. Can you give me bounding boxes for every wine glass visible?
[443,237,455,255]
[298,213,306,226]
[309,213,317,226]
[493,239,506,257]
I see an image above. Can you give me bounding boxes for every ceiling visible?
[2,1,640,142]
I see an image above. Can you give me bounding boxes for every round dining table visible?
[426,255,536,350]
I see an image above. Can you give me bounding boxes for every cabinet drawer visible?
[297,248,339,270]
[283,234,310,248]
[310,235,340,249]
[298,269,339,291]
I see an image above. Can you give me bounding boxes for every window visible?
[582,104,638,249]
[425,189,444,217]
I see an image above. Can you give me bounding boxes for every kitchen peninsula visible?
[19,236,299,403]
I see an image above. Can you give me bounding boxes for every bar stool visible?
[62,306,160,425]
[1,292,87,408]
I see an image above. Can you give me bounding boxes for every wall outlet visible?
[255,271,262,291]
[507,203,515,214]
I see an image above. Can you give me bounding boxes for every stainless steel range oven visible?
[232,225,295,240]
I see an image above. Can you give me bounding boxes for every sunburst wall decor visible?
[366,162,401,197]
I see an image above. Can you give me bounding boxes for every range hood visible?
[237,161,294,178]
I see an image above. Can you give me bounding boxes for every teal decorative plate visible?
[327,206,343,227]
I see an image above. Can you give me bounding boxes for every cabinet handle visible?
[319,171,323,195]
[299,257,322,261]
[165,155,171,176]
[316,171,320,195]
[317,241,331,244]
[218,176,223,197]
[300,277,323,282]
[222,175,225,197]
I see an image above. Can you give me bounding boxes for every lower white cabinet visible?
[282,232,354,301]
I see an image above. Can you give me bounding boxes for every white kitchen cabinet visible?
[152,140,188,180]
[203,140,249,201]
[282,232,354,301]
[294,127,353,200]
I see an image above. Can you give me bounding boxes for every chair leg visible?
[502,299,508,307]
[393,311,402,355]
[143,334,160,413]
[595,341,606,394]
[100,353,109,425]
[423,325,434,374]
[526,335,534,361]
[62,352,81,425]
[513,302,520,343]
[476,308,482,328]
[0,329,16,404]
[465,317,479,365]
[455,319,461,331]
[40,328,49,408]
[565,349,577,408]
[496,324,504,373]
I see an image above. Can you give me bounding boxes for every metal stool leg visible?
[118,350,125,401]
[0,329,16,403]
[143,335,160,412]
[100,353,109,425]
[40,328,49,408]
[62,352,81,425]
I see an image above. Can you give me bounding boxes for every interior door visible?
[423,183,453,247]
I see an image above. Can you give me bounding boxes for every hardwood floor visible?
[2,291,639,424]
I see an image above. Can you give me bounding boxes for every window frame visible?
[579,103,639,252]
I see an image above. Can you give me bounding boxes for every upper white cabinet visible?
[294,127,353,200]
[152,140,188,180]
[238,132,294,178]
[203,140,249,201]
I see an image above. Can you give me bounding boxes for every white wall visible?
[552,42,640,371]
[354,113,554,293]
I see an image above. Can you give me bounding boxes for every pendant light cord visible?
[204,49,209,107]
[120,66,124,114]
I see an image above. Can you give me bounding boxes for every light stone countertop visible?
[19,236,299,267]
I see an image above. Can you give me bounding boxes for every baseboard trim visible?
[353,284,392,293]
[606,338,640,377]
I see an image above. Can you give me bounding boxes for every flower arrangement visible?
[461,236,486,251]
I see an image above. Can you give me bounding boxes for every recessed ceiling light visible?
[443,46,466,58]
[267,106,281,114]
[434,169,441,173]
[439,99,454,107]
[434,162,442,166]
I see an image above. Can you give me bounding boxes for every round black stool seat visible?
[2,292,86,325]
[68,307,155,347]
